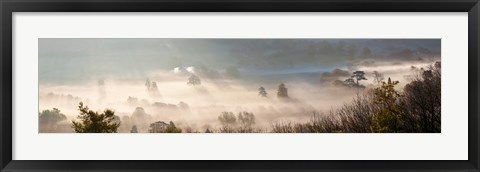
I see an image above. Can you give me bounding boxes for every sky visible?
[39,38,440,85]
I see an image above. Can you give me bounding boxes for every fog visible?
[39,60,438,133]
[38,39,440,133]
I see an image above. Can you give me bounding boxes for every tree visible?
[277,83,289,98]
[343,71,367,88]
[131,107,152,132]
[187,74,201,85]
[71,102,120,133]
[343,78,356,87]
[148,121,182,133]
[165,121,182,133]
[352,71,367,86]
[402,61,441,132]
[205,128,213,133]
[238,112,255,127]
[148,121,169,133]
[258,86,268,97]
[130,125,138,133]
[218,112,237,126]
[39,108,67,132]
[371,77,402,133]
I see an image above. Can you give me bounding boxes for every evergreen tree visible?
[277,83,289,98]
[352,71,367,86]
[72,102,120,133]
[218,112,237,126]
[39,108,67,132]
[130,125,138,133]
[372,77,401,133]
[165,121,182,133]
[205,128,213,133]
[258,86,268,97]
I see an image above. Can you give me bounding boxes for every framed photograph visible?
[1,0,479,171]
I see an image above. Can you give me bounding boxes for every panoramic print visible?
[39,39,441,133]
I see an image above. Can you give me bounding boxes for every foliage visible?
[216,111,258,132]
[130,125,138,133]
[148,121,182,133]
[71,102,120,133]
[277,83,289,98]
[39,108,67,125]
[371,78,402,132]
[343,71,367,88]
[401,62,441,132]
[344,78,356,87]
[39,108,67,132]
[352,71,367,84]
[258,86,268,97]
[271,61,441,133]
[238,111,255,127]
[205,128,213,133]
[218,112,237,126]
[165,121,183,133]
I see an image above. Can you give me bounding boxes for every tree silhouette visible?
[165,121,182,133]
[218,112,237,126]
[39,108,67,132]
[130,125,138,133]
[148,121,182,133]
[343,78,356,87]
[71,102,120,133]
[372,77,401,133]
[343,71,367,88]
[352,71,367,85]
[205,128,213,133]
[258,86,268,97]
[277,83,289,98]
[402,62,441,132]
[238,112,255,127]
[187,74,201,85]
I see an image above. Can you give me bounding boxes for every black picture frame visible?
[1,0,479,171]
